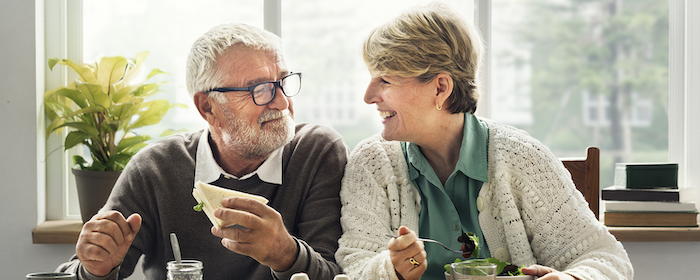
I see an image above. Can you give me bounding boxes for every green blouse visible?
[402,113,490,280]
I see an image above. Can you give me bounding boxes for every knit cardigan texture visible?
[335,118,633,280]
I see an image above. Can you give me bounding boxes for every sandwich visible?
[191,181,269,229]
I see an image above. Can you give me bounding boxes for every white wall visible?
[0,1,697,280]
[0,0,78,279]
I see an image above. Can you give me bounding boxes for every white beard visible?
[220,107,295,159]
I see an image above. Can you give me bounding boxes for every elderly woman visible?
[335,3,633,280]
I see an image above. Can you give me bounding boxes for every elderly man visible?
[57,23,347,280]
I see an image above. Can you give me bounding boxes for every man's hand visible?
[211,196,298,272]
[522,265,578,280]
[388,226,427,280]
[76,211,142,276]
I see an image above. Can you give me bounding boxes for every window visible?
[44,0,697,220]
[488,0,670,188]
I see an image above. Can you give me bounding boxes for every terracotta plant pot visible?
[72,169,121,223]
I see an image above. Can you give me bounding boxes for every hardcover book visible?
[601,186,680,202]
[603,211,698,227]
[604,201,697,212]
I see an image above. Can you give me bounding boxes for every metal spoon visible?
[170,232,182,264]
[384,233,467,254]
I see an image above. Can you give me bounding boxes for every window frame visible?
[41,0,699,220]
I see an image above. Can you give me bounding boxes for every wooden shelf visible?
[607,225,700,242]
[32,219,700,244]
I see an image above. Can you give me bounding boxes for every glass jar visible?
[167,260,203,280]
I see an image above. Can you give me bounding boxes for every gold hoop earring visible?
[436,103,443,111]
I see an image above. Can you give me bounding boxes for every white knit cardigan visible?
[335,119,633,280]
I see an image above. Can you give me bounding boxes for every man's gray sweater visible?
[58,123,348,280]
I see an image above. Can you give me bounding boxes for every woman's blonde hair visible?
[363,2,484,113]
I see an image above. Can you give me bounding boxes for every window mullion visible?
[668,0,685,187]
[474,0,491,119]
[44,0,83,220]
[264,0,282,37]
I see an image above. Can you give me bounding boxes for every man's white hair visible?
[185,23,282,99]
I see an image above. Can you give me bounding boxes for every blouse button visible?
[453,223,460,230]
[476,197,484,212]
[495,247,510,262]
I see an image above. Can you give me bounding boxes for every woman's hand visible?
[522,265,578,280]
[388,226,427,280]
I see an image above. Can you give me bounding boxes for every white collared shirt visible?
[194,127,283,185]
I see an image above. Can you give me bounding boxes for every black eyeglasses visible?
[208,72,302,106]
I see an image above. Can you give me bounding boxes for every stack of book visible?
[602,186,698,227]
[602,163,698,227]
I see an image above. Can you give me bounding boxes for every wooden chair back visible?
[561,147,600,219]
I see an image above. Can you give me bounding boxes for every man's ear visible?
[194,92,216,124]
[435,73,454,109]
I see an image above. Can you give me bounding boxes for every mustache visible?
[258,109,291,123]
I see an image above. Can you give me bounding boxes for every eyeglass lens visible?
[253,73,301,105]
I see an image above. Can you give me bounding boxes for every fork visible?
[384,234,466,254]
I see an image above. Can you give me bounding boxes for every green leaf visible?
[48,57,59,70]
[132,82,163,98]
[193,201,204,212]
[445,258,462,273]
[115,135,151,153]
[110,100,139,119]
[100,119,120,134]
[55,122,100,138]
[73,155,89,170]
[104,153,132,171]
[75,83,111,109]
[96,56,128,88]
[122,51,149,83]
[468,233,480,259]
[52,58,98,84]
[127,100,169,129]
[110,85,138,103]
[62,106,104,120]
[146,68,168,80]
[485,258,508,276]
[123,142,148,154]
[53,88,89,109]
[172,103,188,109]
[45,117,66,138]
[85,159,107,171]
[64,131,90,150]
[44,100,75,121]
[159,128,188,137]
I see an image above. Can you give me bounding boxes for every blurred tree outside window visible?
[491,0,669,188]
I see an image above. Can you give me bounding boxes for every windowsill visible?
[32,220,82,244]
[31,219,700,244]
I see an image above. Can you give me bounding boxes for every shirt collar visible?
[405,113,489,183]
[194,127,283,185]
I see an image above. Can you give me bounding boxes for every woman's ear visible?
[194,92,216,124]
[435,73,454,110]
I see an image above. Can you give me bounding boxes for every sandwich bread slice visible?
[192,181,269,229]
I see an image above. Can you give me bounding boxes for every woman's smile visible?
[379,110,397,120]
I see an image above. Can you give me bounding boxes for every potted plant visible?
[44,51,182,222]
